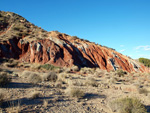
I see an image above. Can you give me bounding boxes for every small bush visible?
[85,77,98,87]
[13,27,20,31]
[80,67,95,74]
[20,71,32,78]
[138,88,149,96]
[65,87,85,99]
[55,82,62,88]
[0,72,11,87]
[139,58,150,67]
[116,70,127,77]
[42,72,58,82]
[110,97,147,113]
[109,77,119,84]
[29,91,41,99]
[40,64,59,70]
[28,73,42,84]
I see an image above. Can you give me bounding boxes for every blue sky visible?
[1,0,150,59]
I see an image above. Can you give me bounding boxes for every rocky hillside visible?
[0,11,149,73]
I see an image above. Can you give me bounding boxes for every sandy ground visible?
[0,63,150,113]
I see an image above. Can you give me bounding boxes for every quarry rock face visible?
[0,31,149,73]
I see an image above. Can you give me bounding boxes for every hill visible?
[0,11,149,73]
[0,11,150,113]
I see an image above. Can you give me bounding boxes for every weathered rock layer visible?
[0,31,149,73]
[0,11,149,73]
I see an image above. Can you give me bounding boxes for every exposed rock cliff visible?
[0,11,149,73]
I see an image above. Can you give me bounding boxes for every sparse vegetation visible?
[116,70,127,77]
[65,87,85,99]
[139,58,150,67]
[20,70,31,78]
[138,88,149,96]
[42,72,58,82]
[28,73,42,84]
[85,77,98,87]
[29,91,41,99]
[0,72,11,87]
[0,11,150,113]
[39,64,59,70]
[110,97,147,113]
[109,77,119,84]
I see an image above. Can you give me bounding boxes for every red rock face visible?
[0,32,149,73]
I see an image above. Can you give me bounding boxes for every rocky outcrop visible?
[0,31,149,73]
[0,11,149,73]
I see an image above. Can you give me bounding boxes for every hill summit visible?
[0,11,149,73]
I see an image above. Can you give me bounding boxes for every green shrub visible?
[40,64,59,70]
[13,27,20,31]
[42,72,58,82]
[110,97,147,113]
[139,58,150,67]
[0,72,11,87]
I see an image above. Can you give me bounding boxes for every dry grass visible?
[108,77,119,84]
[55,81,62,88]
[20,70,33,78]
[85,77,98,87]
[0,72,11,87]
[42,72,58,82]
[29,91,41,99]
[65,87,85,99]
[116,69,127,77]
[138,88,149,96]
[109,97,147,113]
[43,100,48,108]
[28,73,42,84]
[39,64,59,71]
[8,100,21,113]
[80,67,95,74]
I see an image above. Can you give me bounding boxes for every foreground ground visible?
[0,59,150,113]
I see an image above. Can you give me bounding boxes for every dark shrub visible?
[0,73,11,87]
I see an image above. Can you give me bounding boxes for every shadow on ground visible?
[8,82,33,88]
[145,105,150,112]
[84,93,106,100]
[2,96,53,108]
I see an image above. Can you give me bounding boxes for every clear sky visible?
[1,0,150,59]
